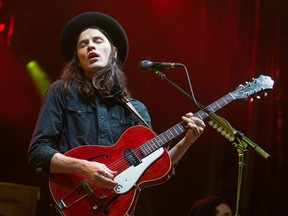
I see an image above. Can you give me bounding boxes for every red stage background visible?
[0,0,287,215]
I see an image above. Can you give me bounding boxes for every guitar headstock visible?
[231,75,274,100]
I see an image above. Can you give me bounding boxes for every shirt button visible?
[101,134,105,138]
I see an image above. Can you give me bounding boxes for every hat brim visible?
[60,12,128,63]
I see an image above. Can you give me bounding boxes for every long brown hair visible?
[59,27,131,102]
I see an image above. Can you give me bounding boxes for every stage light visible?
[26,60,51,98]
[0,23,5,32]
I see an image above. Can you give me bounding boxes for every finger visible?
[182,116,197,127]
[102,164,117,173]
[101,164,117,177]
[187,122,198,133]
[102,171,109,178]
[93,177,117,189]
[187,121,205,135]
[182,115,205,128]
[102,170,117,180]
[185,112,194,117]
[192,117,205,128]
[105,179,118,189]
[98,171,117,185]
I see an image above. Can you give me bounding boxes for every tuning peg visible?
[229,136,235,142]
[250,98,254,102]
[208,120,214,126]
[221,130,227,136]
[225,133,231,139]
[264,92,268,97]
[256,95,261,99]
[217,127,223,132]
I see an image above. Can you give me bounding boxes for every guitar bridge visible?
[57,180,93,210]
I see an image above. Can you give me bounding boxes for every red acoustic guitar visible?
[49,75,273,216]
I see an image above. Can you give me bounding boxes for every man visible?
[27,12,205,215]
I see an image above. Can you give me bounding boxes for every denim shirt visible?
[27,80,152,173]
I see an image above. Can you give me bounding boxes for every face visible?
[215,203,232,216]
[77,28,113,78]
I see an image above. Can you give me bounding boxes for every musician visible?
[27,12,205,212]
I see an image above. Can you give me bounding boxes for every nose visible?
[87,40,96,51]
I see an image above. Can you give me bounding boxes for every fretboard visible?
[139,92,235,156]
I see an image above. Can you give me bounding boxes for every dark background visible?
[0,0,287,215]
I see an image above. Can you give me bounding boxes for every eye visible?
[94,38,103,44]
[78,41,88,48]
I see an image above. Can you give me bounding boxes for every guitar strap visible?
[124,99,152,129]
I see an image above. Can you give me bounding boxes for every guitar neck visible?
[140,92,235,156]
[193,92,235,120]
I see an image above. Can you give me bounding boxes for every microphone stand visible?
[153,70,271,216]
[208,112,270,216]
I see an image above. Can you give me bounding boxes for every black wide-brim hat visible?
[60,12,129,63]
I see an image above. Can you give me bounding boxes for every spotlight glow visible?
[26,60,51,98]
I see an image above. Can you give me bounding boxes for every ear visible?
[113,47,118,58]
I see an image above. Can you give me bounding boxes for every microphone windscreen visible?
[138,60,153,71]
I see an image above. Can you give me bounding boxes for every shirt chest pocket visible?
[68,104,93,116]
[67,104,94,138]
[110,108,138,133]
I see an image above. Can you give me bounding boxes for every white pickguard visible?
[113,147,164,194]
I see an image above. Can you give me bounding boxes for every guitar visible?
[49,75,274,216]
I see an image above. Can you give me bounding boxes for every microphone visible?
[139,60,184,71]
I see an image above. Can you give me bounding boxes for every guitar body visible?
[49,125,172,216]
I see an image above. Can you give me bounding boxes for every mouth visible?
[88,52,99,61]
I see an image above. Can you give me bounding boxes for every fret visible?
[170,126,179,136]
[146,142,154,152]
[151,139,160,150]
[167,130,174,139]
[144,145,150,155]
[159,133,168,143]
[141,145,149,155]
